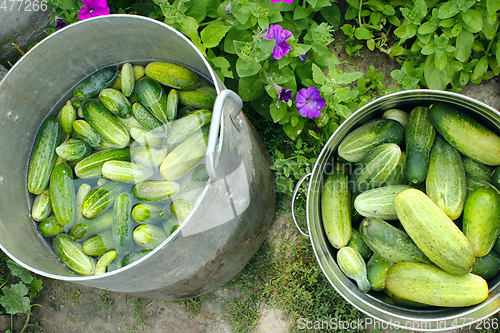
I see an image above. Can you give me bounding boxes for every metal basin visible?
[0,15,275,301]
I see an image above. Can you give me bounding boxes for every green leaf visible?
[346,0,360,9]
[438,2,460,19]
[320,4,342,29]
[434,52,448,71]
[311,64,327,85]
[211,57,233,79]
[421,43,436,55]
[270,103,288,123]
[0,283,30,315]
[389,45,406,56]
[462,9,483,33]
[394,24,417,40]
[424,57,452,90]
[201,23,231,49]
[236,58,261,77]
[282,118,305,140]
[497,38,500,69]
[238,75,264,101]
[471,55,489,82]
[455,28,474,62]
[28,277,43,298]
[340,24,355,37]
[293,5,310,20]
[418,21,438,35]
[231,3,252,25]
[487,0,500,15]
[7,260,32,284]
[333,104,354,119]
[354,27,374,40]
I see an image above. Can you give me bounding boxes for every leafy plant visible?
[341,0,500,90]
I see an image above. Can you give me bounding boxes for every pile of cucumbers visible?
[322,102,500,308]
[27,61,216,276]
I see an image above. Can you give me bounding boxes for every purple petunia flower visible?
[296,87,325,119]
[271,0,294,4]
[263,24,292,60]
[78,0,110,20]
[225,3,231,14]
[55,18,68,30]
[278,88,293,102]
[299,52,308,63]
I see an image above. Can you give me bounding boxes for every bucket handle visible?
[291,173,312,238]
[206,89,243,181]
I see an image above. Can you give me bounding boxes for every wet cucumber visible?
[38,216,64,237]
[170,199,194,221]
[101,161,153,184]
[113,193,134,254]
[56,139,92,161]
[382,109,409,128]
[81,181,131,219]
[131,102,163,131]
[354,185,412,220]
[53,233,95,276]
[385,262,488,307]
[121,249,152,266]
[321,170,352,249]
[132,180,180,202]
[428,102,500,166]
[31,191,52,222]
[57,100,77,135]
[98,88,132,118]
[69,210,114,241]
[120,63,135,97]
[404,106,436,184]
[49,163,75,227]
[133,224,167,249]
[74,148,131,179]
[166,89,179,121]
[82,99,130,149]
[82,230,114,256]
[94,249,118,275]
[27,118,66,195]
[144,61,199,90]
[462,186,500,257]
[164,109,212,148]
[73,66,118,101]
[131,145,168,168]
[337,246,371,292]
[72,119,102,148]
[135,77,170,124]
[177,85,217,109]
[131,203,165,224]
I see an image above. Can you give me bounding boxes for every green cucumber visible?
[133,224,167,249]
[462,186,500,257]
[81,181,131,219]
[121,249,152,267]
[101,161,153,184]
[170,199,194,221]
[135,77,170,124]
[191,164,209,182]
[166,89,179,121]
[321,170,352,249]
[49,163,75,227]
[175,175,206,205]
[163,109,212,148]
[120,63,135,97]
[428,102,500,166]
[347,228,372,260]
[382,109,409,128]
[337,118,405,163]
[132,180,180,202]
[31,191,52,222]
[131,102,163,131]
[27,118,66,195]
[366,253,392,291]
[74,148,131,179]
[471,250,500,279]
[426,135,467,220]
[69,210,114,241]
[57,100,77,135]
[463,156,493,182]
[72,119,102,148]
[129,127,163,148]
[56,139,92,161]
[82,230,114,256]
[94,249,118,275]
[53,233,95,276]
[144,61,199,90]
[177,85,217,109]
[131,145,168,168]
[131,203,165,224]
[82,99,130,149]
[491,166,500,190]
[112,193,134,254]
[98,88,132,118]
[336,246,371,292]
[133,65,145,81]
[354,185,412,220]
[404,106,436,184]
[384,151,407,186]
[73,66,118,101]
[359,217,431,264]
[38,216,64,237]
[160,129,207,181]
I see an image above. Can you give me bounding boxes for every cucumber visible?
[57,100,77,135]
[462,186,500,257]
[337,118,405,163]
[81,181,131,219]
[359,217,431,264]
[73,66,118,101]
[466,177,500,196]
[131,102,163,131]
[129,127,163,148]
[56,139,92,161]
[384,151,407,186]
[336,246,371,292]
[426,135,467,220]
[133,65,145,81]
[74,148,131,179]
[381,108,409,128]
[177,85,217,109]
[131,203,165,224]
[31,191,52,222]
[163,109,212,148]
[175,176,206,205]
[135,77,170,124]
[366,253,392,291]
[101,161,153,184]
[82,99,130,149]
[132,180,180,202]
[170,199,194,221]
[27,118,66,195]
[144,61,199,90]
[82,230,114,256]
[404,106,436,184]
[428,102,500,166]
[166,89,179,121]
[192,164,209,182]
[69,210,114,241]
[94,249,118,275]
[72,119,102,148]
[133,224,167,249]
[112,193,134,254]
[121,249,152,267]
[351,143,402,193]
[120,63,135,97]
[160,129,207,181]
[49,163,75,227]
[321,170,352,249]
[354,185,412,220]
[385,262,488,307]
[492,166,500,190]
[72,183,92,230]
[395,188,476,276]
[38,216,64,237]
[471,251,500,279]
[53,233,96,276]
[463,156,493,182]
[131,145,168,168]
[346,228,372,260]
[98,88,132,118]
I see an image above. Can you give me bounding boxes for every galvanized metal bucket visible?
[292,90,500,331]
[0,15,275,300]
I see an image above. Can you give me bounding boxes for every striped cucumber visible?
[94,249,118,275]
[101,161,153,184]
[69,210,114,241]
[82,230,114,256]
[113,193,134,254]
[98,88,132,118]
[132,180,180,202]
[31,191,52,222]
[120,63,135,97]
[354,185,412,220]
[144,61,199,90]
[133,224,167,249]
[74,148,131,179]
[53,233,96,276]
[72,119,101,148]
[135,77,170,124]
[337,246,371,292]
[73,66,117,101]
[56,139,92,161]
[81,181,131,219]
[49,163,75,228]
[163,109,212,148]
